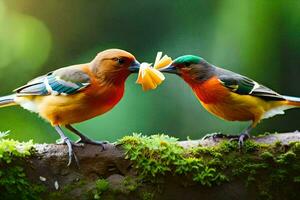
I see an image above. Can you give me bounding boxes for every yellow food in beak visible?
[136,52,172,91]
[136,63,165,91]
[153,52,173,70]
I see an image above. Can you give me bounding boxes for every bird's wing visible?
[14,67,91,96]
[215,67,285,101]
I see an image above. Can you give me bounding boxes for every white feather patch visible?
[18,100,39,113]
[250,81,260,94]
[55,76,78,88]
[44,77,53,94]
[262,105,295,119]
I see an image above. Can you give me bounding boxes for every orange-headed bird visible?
[161,55,300,146]
[0,49,140,165]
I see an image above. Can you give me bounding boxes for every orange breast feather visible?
[38,67,125,125]
[189,77,267,122]
[189,77,229,104]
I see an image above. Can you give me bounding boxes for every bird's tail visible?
[0,94,17,108]
[283,95,300,107]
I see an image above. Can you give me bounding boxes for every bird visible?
[0,49,140,165]
[161,55,300,147]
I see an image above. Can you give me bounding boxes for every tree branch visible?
[22,132,300,200]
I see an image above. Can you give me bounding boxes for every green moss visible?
[290,141,300,153]
[259,151,274,160]
[141,192,155,200]
[119,134,184,177]
[243,140,261,152]
[0,131,44,200]
[274,140,282,148]
[93,178,110,199]
[119,133,300,199]
[276,151,296,164]
[121,176,139,192]
[119,134,229,186]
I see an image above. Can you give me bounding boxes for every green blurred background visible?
[0,0,300,143]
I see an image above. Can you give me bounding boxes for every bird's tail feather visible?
[0,94,17,108]
[283,95,300,107]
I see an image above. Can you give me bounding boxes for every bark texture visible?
[23,132,300,200]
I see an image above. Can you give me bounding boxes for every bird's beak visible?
[159,64,178,74]
[128,60,140,73]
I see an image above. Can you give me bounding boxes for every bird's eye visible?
[114,57,126,65]
[184,62,191,67]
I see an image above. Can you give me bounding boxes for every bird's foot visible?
[202,132,250,150]
[227,132,250,150]
[238,132,250,149]
[56,137,80,167]
[202,133,239,141]
[75,136,108,150]
[56,138,82,146]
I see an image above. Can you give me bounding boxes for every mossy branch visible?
[2,132,300,200]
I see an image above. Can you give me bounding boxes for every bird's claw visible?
[202,133,239,141]
[202,132,251,150]
[57,136,80,167]
[202,133,225,141]
[238,133,250,150]
[75,137,108,150]
[56,138,83,147]
[228,133,250,150]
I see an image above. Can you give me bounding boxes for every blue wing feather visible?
[15,70,90,96]
[215,67,285,101]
